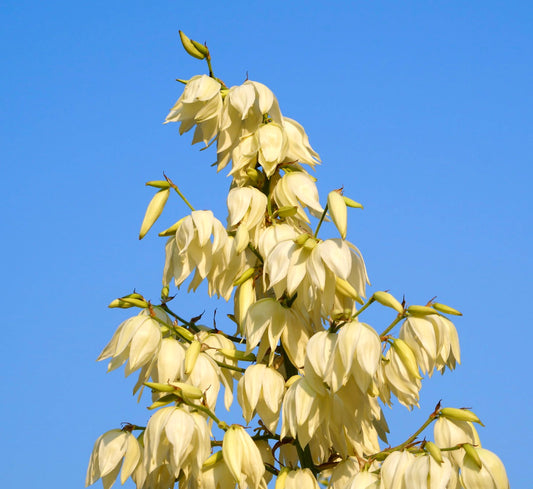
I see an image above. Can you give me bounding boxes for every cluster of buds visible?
[87,31,510,489]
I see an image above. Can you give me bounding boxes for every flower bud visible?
[185,340,202,375]
[463,443,483,469]
[407,305,439,316]
[328,190,347,239]
[158,217,186,237]
[373,291,404,313]
[432,302,463,316]
[179,30,206,59]
[233,267,256,286]
[139,188,170,239]
[424,441,443,464]
[202,451,224,469]
[218,348,256,362]
[440,407,484,426]
[116,297,149,308]
[391,338,422,380]
[174,325,194,342]
[343,196,364,209]
[276,205,298,218]
[335,277,364,304]
[145,180,171,189]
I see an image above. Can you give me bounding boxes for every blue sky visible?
[2,1,531,487]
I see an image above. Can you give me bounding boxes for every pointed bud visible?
[159,217,186,237]
[432,302,463,316]
[391,338,422,379]
[161,285,169,299]
[407,305,439,316]
[463,443,483,469]
[185,340,202,375]
[144,381,176,392]
[335,277,364,304]
[294,233,311,246]
[328,190,347,239]
[343,196,364,209]
[116,297,149,308]
[202,451,223,469]
[169,381,204,399]
[178,30,206,59]
[424,441,443,464]
[233,267,256,286]
[139,188,170,239]
[373,291,404,313]
[145,180,171,189]
[440,407,484,426]
[218,348,256,362]
[285,375,300,388]
[175,325,194,342]
[276,205,298,218]
[190,39,209,56]
[108,298,131,308]
[147,393,178,410]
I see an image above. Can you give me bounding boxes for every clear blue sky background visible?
[2,1,531,487]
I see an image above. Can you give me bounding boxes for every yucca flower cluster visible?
[86,32,510,489]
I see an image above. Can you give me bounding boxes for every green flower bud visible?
[145,180,171,189]
[440,407,484,426]
[117,297,149,308]
[391,338,422,379]
[159,217,186,237]
[463,443,483,469]
[233,267,256,286]
[407,305,439,316]
[373,291,404,313]
[185,340,202,375]
[343,196,364,209]
[275,205,298,218]
[202,451,223,469]
[432,302,463,316]
[218,348,256,362]
[424,441,443,464]
[174,325,194,342]
[139,188,170,239]
[178,30,206,59]
[147,393,178,410]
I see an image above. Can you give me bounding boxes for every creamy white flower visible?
[272,172,323,224]
[330,321,381,393]
[399,316,438,376]
[144,406,210,482]
[380,451,415,489]
[379,342,422,409]
[282,469,320,489]
[238,364,286,432]
[404,454,453,489]
[199,455,236,489]
[163,210,228,290]
[282,117,320,168]
[97,308,171,377]
[165,75,223,146]
[460,448,509,489]
[328,457,360,489]
[86,429,141,489]
[222,425,265,489]
[431,315,461,372]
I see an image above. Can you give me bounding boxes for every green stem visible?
[380,315,404,337]
[313,203,329,238]
[352,297,375,319]
[161,304,200,333]
[163,174,195,211]
[206,55,214,78]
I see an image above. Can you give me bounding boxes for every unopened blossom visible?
[460,448,510,489]
[380,451,416,489]
[237,364,285,432]
[86,429,142,489]
[404,454,453,489]
[222,425,265,489]
[165,74,223,146]
[143,406,210,483]
[97,307,171,377]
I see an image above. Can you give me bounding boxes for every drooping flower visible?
[460,448,510,489]
[86,429,142,489]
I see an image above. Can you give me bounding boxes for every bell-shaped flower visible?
[199,453,236,489]
[380,451,416,489]
[143,406,211,482]
[328,457,360,489]
[256,122,288,177]
[282,117,320,168]
[344,471,380,489]
[330,321,381,393]
[399,316,438,376]
[163,210,228,289]
[272,172,323,224]
[238,364,285,432]
[165,75,223,146]
[431,315,461,373]
[404,454,453,489]
[304,331,337,394]
[460,448,510,489]
[281,376,326,448]
[86,429,142,489]
[279,469,320,489]
[97,307,171,377]
[222,425,265,489]
[379,340,422,409]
